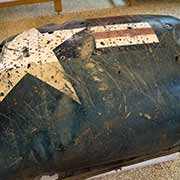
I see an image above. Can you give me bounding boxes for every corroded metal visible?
[0,15,180,180]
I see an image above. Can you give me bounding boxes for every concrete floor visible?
[0,0,180,180]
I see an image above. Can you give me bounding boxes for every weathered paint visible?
[0,15,180,180]
[0,28,85,102]
[91,22,159,48]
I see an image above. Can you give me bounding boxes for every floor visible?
[1,0,180,41]
[0,0,180,180]
[0,0,114,22]
[92,156,180,180]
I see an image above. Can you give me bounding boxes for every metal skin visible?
[0,15,180,180]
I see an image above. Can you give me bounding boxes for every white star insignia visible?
[0,27,85,102]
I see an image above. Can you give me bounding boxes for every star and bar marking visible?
[0,22,159,102]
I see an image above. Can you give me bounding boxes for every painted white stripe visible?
[90,22,152,33]
[41,174,59,180]
[95,34,159,48]
[87,152,180,180]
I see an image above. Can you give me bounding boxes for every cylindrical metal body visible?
[0,15,180,180]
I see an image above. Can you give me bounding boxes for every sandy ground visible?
[0,0,180,179]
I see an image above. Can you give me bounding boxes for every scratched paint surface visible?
[0,15,180,180]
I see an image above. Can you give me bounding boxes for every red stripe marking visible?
[93,27,155,39]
